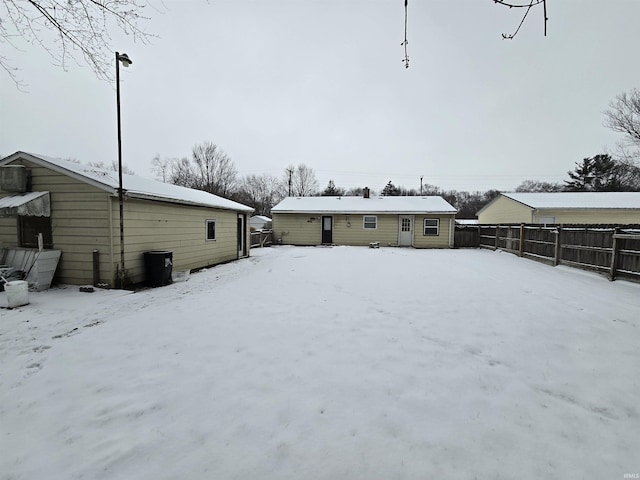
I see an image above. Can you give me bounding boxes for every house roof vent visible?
[0,166,28,193]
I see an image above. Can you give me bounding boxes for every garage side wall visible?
[478,196,533,224]
[118,199,241,284]
[532,208,640,224]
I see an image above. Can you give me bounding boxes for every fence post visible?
[494,225,500,250]
[609,227,620,281]
[519,223,524,257]
[554,226,562,266]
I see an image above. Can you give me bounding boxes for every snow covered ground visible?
[1,246,639,479]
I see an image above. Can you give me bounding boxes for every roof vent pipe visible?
[363,187,370,199]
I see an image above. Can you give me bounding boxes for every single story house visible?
[477,192,640,225]
[271,189,457,248]
[250,215,272,231]
[0,152,254,287]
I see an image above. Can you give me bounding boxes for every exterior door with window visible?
[398,215,413,246]
[321,216,333,244]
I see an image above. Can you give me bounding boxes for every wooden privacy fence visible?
[250,230,273,248]
[459,224,640,282]
[454,225,480,247]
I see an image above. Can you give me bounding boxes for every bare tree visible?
[236,174,284,216]
[1,1,155,87]
[167,157,195,188]
[87,160,135,175]
[160,142,238,197]
[283,164,318,196]
[515,179,564,192]
[604,89,640,164]
[191,142,238,197]
[151,154,171,182]
[493,0,548,39]
[345,186,365,196]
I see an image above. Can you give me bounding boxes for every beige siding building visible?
[271,192,456,248]
[477,192,640,225]
[0,152,253,287]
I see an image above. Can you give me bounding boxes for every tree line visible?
[151,88,640,218]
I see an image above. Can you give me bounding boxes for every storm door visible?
[321,216,333,244]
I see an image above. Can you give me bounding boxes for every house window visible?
[363,216,377,229]
[19,216,53,248]
[424,218,439,236]
[206,219,216,241]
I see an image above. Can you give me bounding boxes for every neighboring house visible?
[0,152,253,287]
[250,215,272,231]
[477,192,640,225]
[271,189,457,248]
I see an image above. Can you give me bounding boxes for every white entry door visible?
[398,216,413,246]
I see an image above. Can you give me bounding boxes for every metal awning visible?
[0,191,51,217]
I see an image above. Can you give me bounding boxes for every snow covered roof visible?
[272,196,457,214]
[501,192,640,210]
[0,152,253,212]
[250,215,272,222]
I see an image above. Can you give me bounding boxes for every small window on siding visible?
[206,219,216,241]
[424,218,439,236]
[19,216,53,248]
[363,216,377,229]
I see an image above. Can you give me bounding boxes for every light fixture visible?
[117,52,133,67]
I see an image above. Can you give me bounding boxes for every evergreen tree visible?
[564,154,640,191]
[565,157,595,191]
[321,180,345,196]
[381,181,400,196]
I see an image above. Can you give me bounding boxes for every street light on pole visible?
[116,51,132,289]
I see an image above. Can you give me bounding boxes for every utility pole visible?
[287,167,294,196]
[420,175,423,196]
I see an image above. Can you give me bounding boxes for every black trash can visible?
[143,251,173,287]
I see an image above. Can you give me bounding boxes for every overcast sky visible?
[2,0,640,193]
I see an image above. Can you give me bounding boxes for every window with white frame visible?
[206,219,216,241]
[423,218,439,236]
[363,215,377,229]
